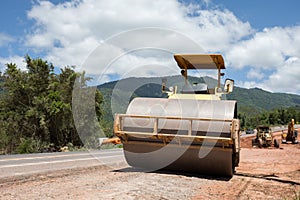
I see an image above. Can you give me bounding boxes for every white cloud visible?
[0,33,14,47]
[260,57,300,94]
[237,57,300,94]
[226,26,300,94]
[226,26,300,69]
[2,0,299,94]
[24,0,252,76]
[237,81,258,90]
[45,36,99,67]
[247,68,264,80]
[191,9,253,51]
[0,55,26,71]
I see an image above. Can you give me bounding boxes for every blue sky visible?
[1,0,300,94]
[212,1,300,29]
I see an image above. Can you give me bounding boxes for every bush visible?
[16,137,44,154]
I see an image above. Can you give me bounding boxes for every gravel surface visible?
[0,132,299,200]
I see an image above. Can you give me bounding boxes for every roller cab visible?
[113,54,240,177]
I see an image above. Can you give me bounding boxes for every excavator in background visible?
[111,54,240,177]
[282,119,298,144]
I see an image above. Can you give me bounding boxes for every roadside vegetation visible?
[0,56,103,154]
[238,106,300,130]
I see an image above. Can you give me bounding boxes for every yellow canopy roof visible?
[174,54,225,70]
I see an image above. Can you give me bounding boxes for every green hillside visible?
[227,87,300,114]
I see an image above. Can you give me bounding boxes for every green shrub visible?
[17,137,43,154]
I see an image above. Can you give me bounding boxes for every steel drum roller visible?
[118,98,237,176]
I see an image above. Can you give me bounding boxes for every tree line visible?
[238,106,300,130]
[0,56,103,154]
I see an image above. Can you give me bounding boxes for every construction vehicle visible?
[282,119,298,144]
[252,126,279,148]
[113,54,240,177]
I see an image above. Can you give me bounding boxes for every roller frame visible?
[114,113,240,176]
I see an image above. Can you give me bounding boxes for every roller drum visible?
[120,97,237,176]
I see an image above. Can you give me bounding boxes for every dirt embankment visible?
[0,132,299,200]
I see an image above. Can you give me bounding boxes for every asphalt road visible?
[0,148,126,179]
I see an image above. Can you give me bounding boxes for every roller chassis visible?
[114,99,240,177]
[113,54,240,177]
[114,113,240,164]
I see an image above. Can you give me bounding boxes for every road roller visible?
[113,54,240,177]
